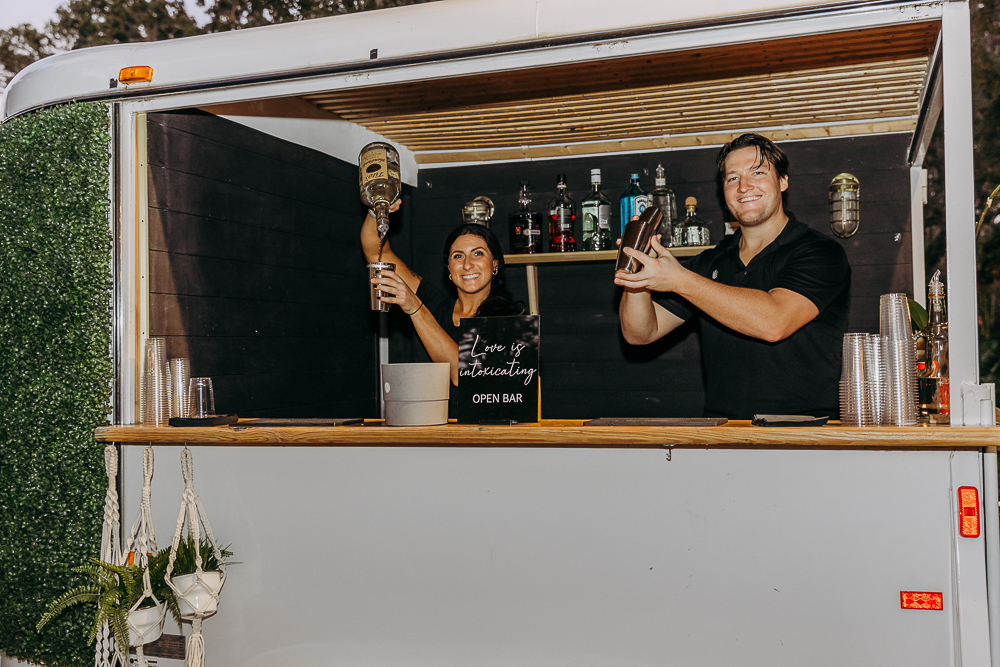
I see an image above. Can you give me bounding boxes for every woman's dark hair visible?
[442,223,523,317]
[716,133,789,180]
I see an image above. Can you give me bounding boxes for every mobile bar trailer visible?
[5,1,1000,665]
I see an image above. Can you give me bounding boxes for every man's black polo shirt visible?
[654,214,850,420]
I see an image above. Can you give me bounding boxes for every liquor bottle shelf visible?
[504,245,713,265]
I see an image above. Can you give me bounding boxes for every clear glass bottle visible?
[581,168,613,251]
[619,173,649,237]
[673,196,711,247]
[509,181,542,254]
[548,174,577,252]
[915,270,950,424]
[648,164,676,246]
[358,141,401,257]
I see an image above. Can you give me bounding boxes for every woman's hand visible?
[372,269,422,314]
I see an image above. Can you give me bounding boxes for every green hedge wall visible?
[0,102,113,667]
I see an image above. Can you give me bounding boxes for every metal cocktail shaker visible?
[615,206,664,273]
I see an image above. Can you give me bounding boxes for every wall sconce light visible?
[829,172,860,238]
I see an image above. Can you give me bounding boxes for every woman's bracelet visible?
[405,301,424,316]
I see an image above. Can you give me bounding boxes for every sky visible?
[0,0,211,31]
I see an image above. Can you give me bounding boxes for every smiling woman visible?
[361,204,522,387]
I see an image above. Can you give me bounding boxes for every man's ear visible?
[779,174,789,192]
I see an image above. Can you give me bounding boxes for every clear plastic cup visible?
[187,377,216,418]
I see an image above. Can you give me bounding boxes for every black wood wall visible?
[146,110,379,418]
[395,134,913,418]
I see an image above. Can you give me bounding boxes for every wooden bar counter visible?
[95,419,999,449]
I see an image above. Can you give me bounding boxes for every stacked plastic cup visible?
[141,337,172,426]
[169,357,190,418]
[879,293,918,426]
[840,333,882,426]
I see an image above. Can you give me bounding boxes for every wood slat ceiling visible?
[304,20,938,160]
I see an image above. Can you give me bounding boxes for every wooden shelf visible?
[504,245,712,265]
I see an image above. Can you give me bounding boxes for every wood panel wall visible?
[146,110,379,418]
[398,134,913,418]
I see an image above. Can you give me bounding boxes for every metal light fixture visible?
[829,172,860,238]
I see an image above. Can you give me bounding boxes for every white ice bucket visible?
[381,363,450,426]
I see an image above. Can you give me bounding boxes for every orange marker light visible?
[900,591,943,610]
[958,486,981,538]
[119,66,153,84]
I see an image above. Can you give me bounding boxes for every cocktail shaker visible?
[615,206,664,273]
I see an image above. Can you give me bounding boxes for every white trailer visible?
[9,1,1000,664]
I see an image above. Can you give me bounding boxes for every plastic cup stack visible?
[141,337,172,426]
[840,333,884,426]
[879,293,918,426]
[169,357,190,418]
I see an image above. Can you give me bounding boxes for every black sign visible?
[455,316,539,424]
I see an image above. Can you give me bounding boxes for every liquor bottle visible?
[648,164,676,246]
[673,196,711,247]
[915,270,950,424]
[509,181,542,254]
[548,174,577,252]
[581,168,613,250]
[619,173,649,236]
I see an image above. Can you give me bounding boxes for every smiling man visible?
[615,133,851,420]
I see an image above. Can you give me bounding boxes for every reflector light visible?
[119,66,153,84]
[958,486,981,537]
[900,591,943,610]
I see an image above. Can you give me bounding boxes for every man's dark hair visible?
[716,133,789,180]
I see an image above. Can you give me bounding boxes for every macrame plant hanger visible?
[123,447,166,667]
[165,447,227,667]
[96,445,125,667]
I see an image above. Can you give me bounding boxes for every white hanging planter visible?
[173,570,225,619]
[127,602,166,646]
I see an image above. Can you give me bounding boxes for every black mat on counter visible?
[583,418,728,427]
[231,417,364,427]
[169,414,239,427]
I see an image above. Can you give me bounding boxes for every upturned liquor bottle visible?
[648,164,677,246]
[509,181,542,254]
[915,270,950,424]
[581,168,613,250]
[673,196,711,246]
[619,173,649,236]
[548,174,577,252]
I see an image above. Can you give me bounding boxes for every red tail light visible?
[958,486,980,538]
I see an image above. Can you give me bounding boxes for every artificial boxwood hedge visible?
[0,102,113,666]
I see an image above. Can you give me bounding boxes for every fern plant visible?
[37,559,150,652]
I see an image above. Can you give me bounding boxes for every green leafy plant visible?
[36,559,151,653]
[147,537,234,626]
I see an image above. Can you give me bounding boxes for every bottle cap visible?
[631,173,640,180]
[685,196,698,207]
[591,168,601,184]
[655,163,666,186]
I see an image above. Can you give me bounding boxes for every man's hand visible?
[613,235,685,294]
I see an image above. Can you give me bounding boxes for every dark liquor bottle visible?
[581,168,613,250]
[509,181,541,254]
[548,174,577,252]
[619,173,649,236]
[916,270,950,424]
[673,196,711,247]
[648,163,676,246]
